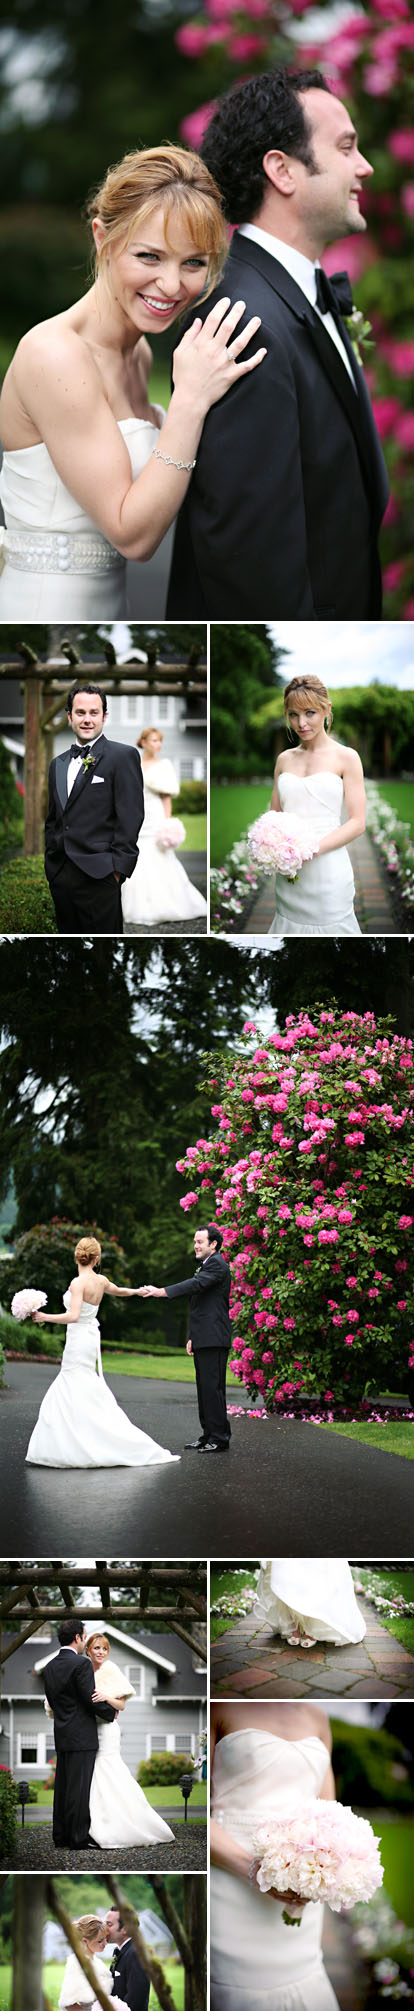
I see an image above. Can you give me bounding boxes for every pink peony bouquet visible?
[252,1800,383,1925]
[156,817,186,851]
[11,1289,47,1322]
[247,811,319,880]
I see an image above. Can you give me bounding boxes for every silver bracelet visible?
[152,447,196,472]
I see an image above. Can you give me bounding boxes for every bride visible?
[122,727,207,927]
[255,1559,366,1651]
[0,143,265,620]
[59,1915,125,2011]
[211,1701,339,2011]
[85,1632,175,1847]
[267,674,365,937]
[26,1233,180,1467]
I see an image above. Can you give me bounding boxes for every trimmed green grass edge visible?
[316,1420,414,1459]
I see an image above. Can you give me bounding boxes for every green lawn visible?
[375,780,414,838]
[357,1569,414,1656]
[210,784,271,867]
[102,1351,242,1383]
[25,1781,206,1810]
[316,1421,414,1459]
[180,813,206,854]
[210,1567,258,1642]
[0,1962,184,2011]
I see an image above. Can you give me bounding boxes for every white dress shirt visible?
[239,223,356,388]
[67,732,104,796]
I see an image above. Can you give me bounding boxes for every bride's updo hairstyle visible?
[74,1236,101,1268]
[284,675,333,736]
[85,1633,110,1659]
[87,144,228,296]
[137,727,163,748]
[75,1918,105,1947]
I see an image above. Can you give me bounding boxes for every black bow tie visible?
[72,742,91,757]
[315,268,354,321]
[111,1950,119,1960]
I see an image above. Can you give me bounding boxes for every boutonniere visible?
[343,308,374,368]
[80,751,96,773]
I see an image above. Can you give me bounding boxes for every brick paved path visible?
[239,830,396,935]
[211,1590,414,1699]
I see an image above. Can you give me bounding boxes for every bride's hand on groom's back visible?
[173,298,267,417]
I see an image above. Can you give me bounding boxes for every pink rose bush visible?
[251,1801,383,1920]
[247,811,318,878]
[176,1008,414,1407]
[175,0,413,614]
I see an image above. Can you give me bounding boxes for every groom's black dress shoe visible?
[184,1437,206,1449]
[197,1439,229,1453]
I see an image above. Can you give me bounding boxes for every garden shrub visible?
[331,1720,414,1809]
[176,1008,414,1405]
[0,740,24,863]
[6,1219,129,1308]
[138,1751,194,1786]
[174,780,207,815]
[0,857,57,932]
[0,1767,18,1856]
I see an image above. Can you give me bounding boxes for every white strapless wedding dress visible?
[255,1561,366,1646]
[0,410,164,618]
[211,1729,339,2010]
[267,773,360,937]
[89,1716,175,1848]
[25,1291,179,1467]
[122,758,207,927]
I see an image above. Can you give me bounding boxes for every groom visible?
[167,68,389,618]
[43,1614,116,1848]
[45,681,144,934]
[141,1224,232,1452]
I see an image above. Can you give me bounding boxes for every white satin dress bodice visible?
[268,772,360,938]
[255,1560,366,1646]
[25,1289,179,1467]
[89,1714,175,1848]
[211,1729,339,2010]
[0,410,164,617]
[122,758,207,927]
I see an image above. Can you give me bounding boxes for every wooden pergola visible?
[0,1560,207,1694]
[7,1870,206,2011]
[0,632,207,854]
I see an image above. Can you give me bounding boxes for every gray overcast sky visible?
[270,622,414,688]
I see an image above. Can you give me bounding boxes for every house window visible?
[16,1732,47,1769]
[124,1665,144,1698]
[180,760,194,780]
[127,696,138,720]
[146,1731,196,1757]
[158,695,168,720]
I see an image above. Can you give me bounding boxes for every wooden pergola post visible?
[24,679,47,855]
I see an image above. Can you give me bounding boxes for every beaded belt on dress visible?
[0,526,124,574]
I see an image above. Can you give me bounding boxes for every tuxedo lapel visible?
[63,737,107,812]
[55,750,72,810]
[230,232,380,501]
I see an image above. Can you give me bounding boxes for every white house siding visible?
[1,1639,205,1779]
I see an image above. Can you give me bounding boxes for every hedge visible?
[0,1767,18,1857]
[138,1751,195,1786]
[174,780,207,815]
[0,857,57,932]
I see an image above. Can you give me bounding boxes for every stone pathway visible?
[211,1590,414,1699]
[240,829,396,936]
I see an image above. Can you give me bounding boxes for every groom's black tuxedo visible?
[166,1252,231,1445]
[110,1942,150,2011]
[45,734,144,935]
[167,232,389,618]
[43,1648,115,1847]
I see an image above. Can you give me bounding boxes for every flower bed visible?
[210,837,263,932]
[176,1008,414,1407]
[351,1889,414,2003]
[365,783,414,925]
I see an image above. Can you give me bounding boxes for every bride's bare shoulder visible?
[308,1705,331,1749]
[12,313,100,390]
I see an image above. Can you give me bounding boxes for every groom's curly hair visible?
[67,682,108,717]
[200,69,330,224]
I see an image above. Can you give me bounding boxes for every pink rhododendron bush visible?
[176,1009,413,1409]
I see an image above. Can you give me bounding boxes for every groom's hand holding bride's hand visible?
[138,1285,166,1297]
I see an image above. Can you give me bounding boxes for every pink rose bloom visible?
[180,103,218,148]
[395,408,414,447]
[180,1191,199,1210]
[337,1209,354,1223]
[399,1215,413,1228]
[283,1317,296,1330]
[344,1337,354,1346]
[371,396,401,438]
[265,1315,278,1329]
[261,1351,274,1364]
[318,1229,339,1243]
[346,1310,359,1323]
[346,1276,358,1286]
[397,1300,407,1310]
